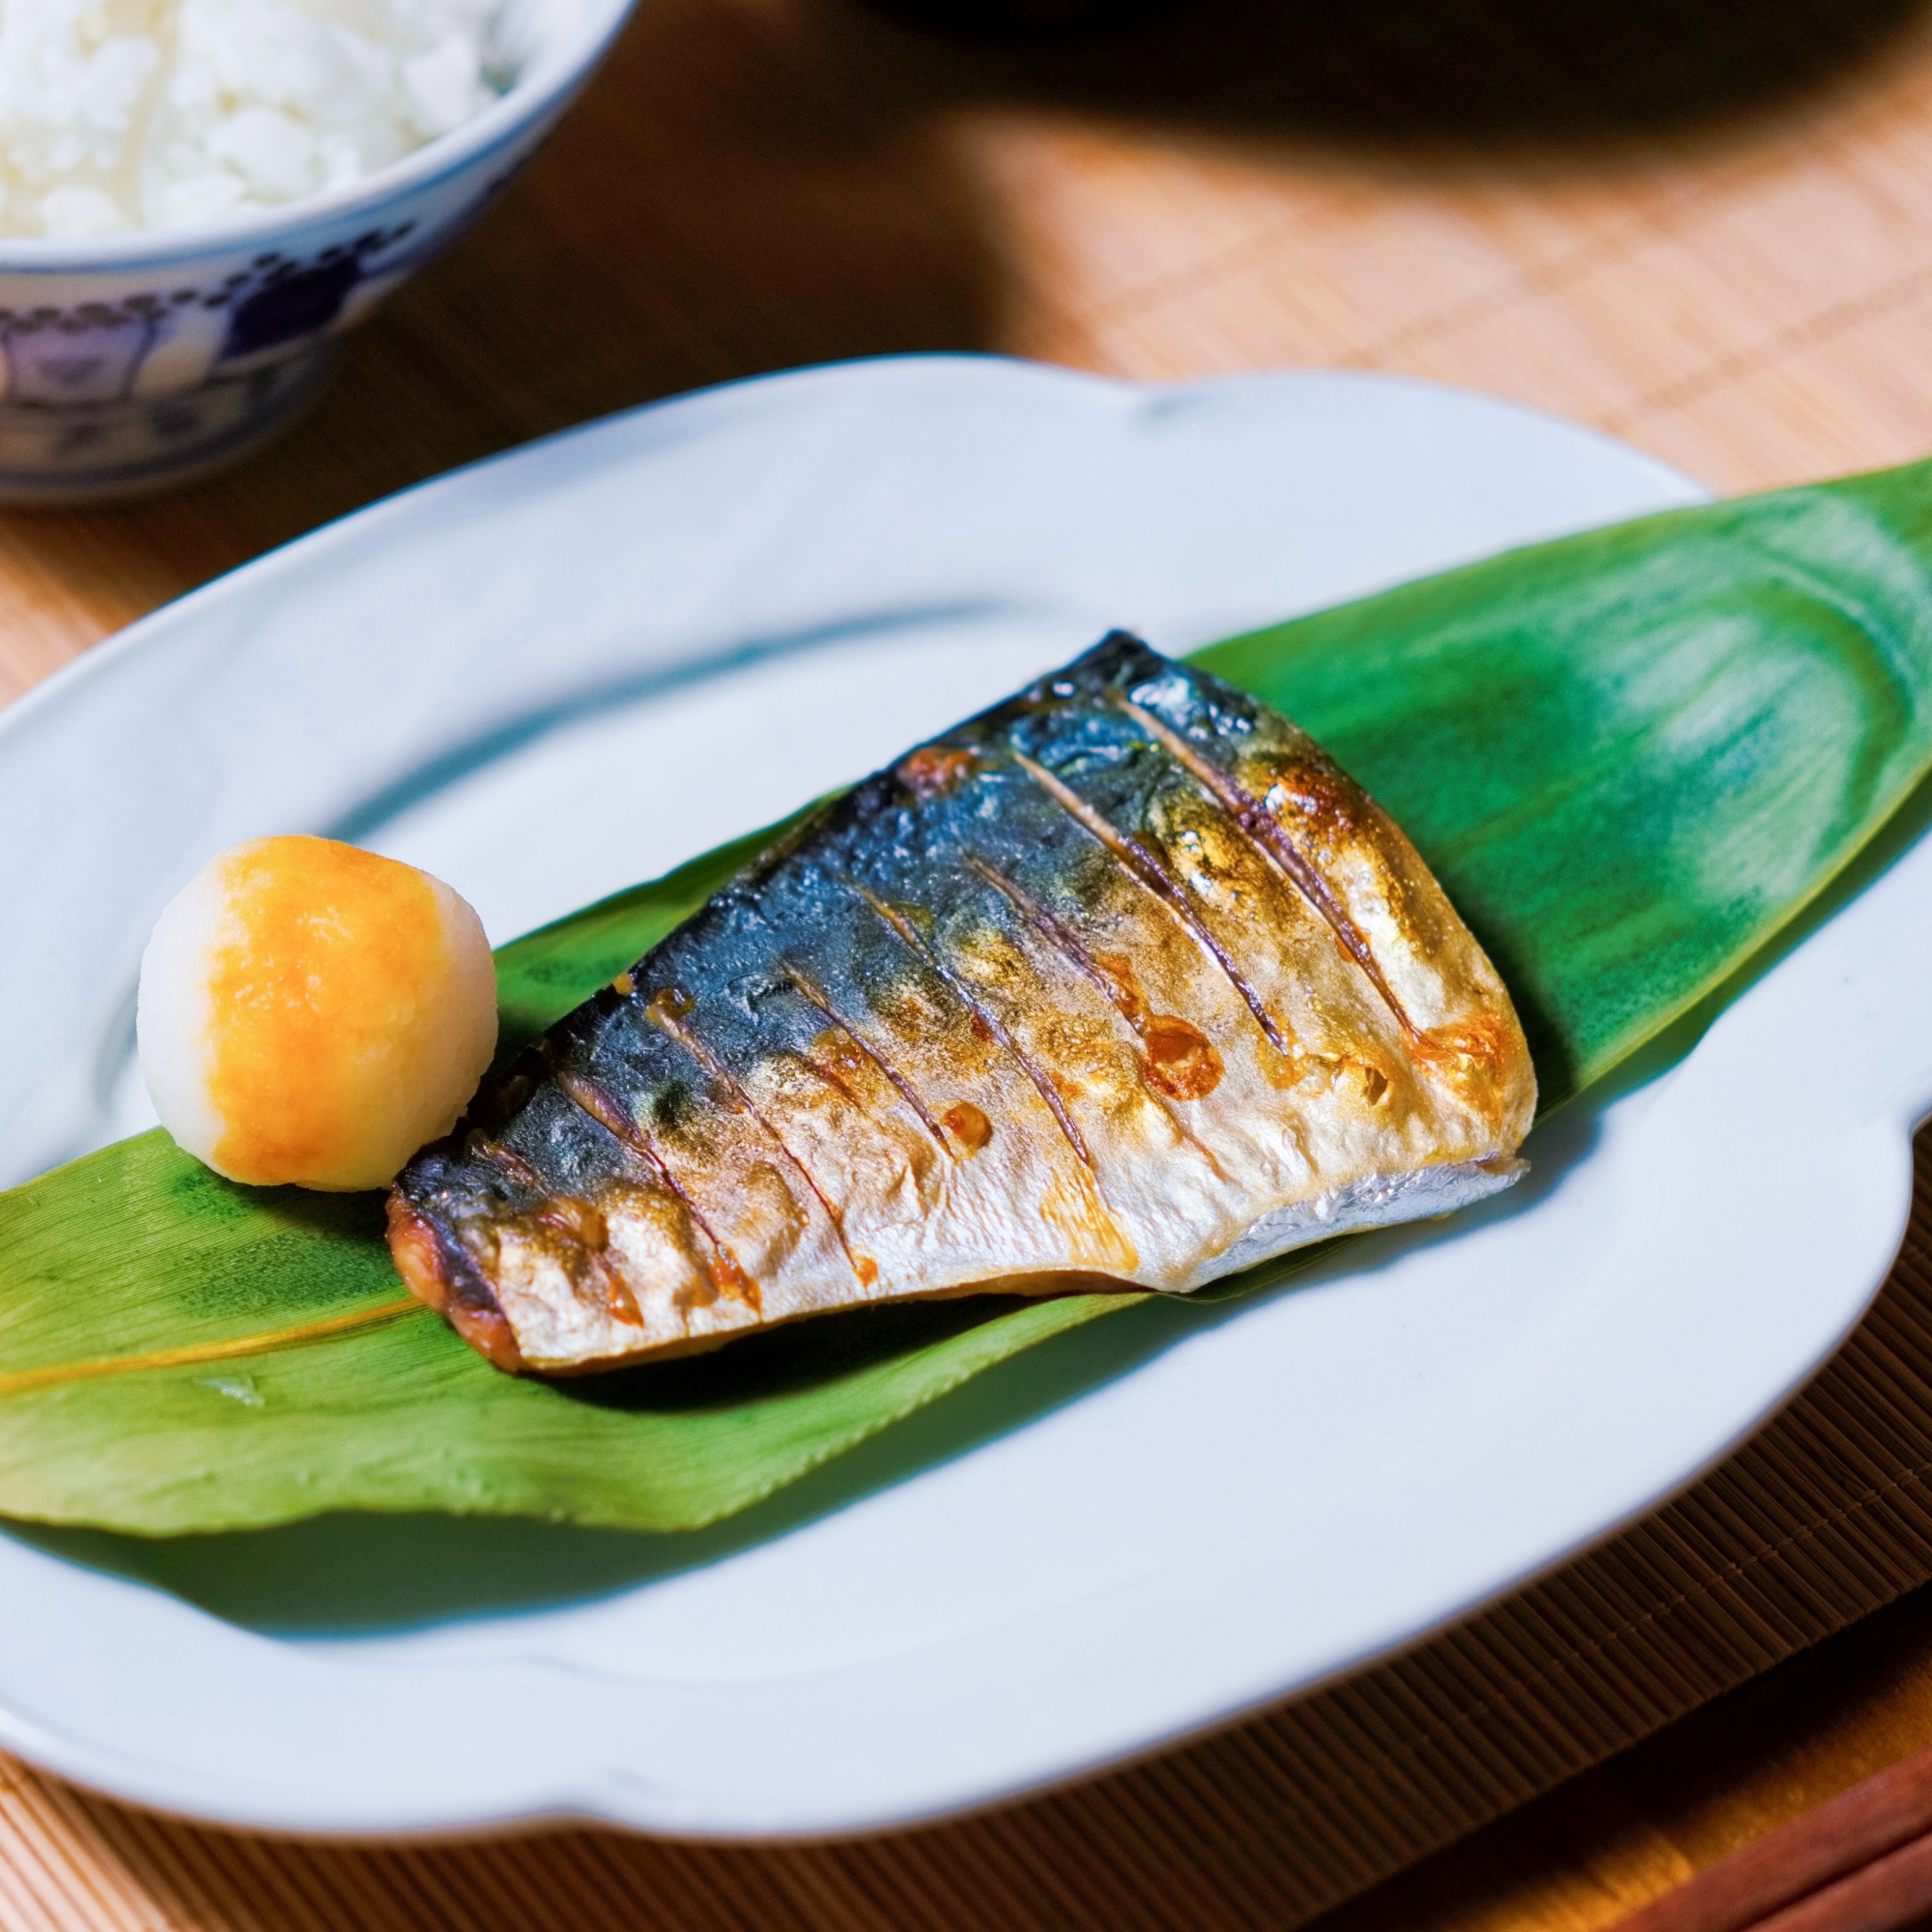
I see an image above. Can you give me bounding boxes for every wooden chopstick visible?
[1610,1741,1932,1932]
[1750,1826,1932,1932]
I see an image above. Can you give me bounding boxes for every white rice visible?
[0,0,504,238]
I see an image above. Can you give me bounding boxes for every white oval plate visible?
[1,356,1923,1840]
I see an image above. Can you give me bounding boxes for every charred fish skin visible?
[389,632,1537,1375]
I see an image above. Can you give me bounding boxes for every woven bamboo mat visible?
[10,0,1932,1924]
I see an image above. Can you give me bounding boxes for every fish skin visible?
[388,633,1538,1375]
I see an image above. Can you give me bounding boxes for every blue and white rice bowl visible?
[0,0,634,502]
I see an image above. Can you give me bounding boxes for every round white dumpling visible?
[138,836,497,1191]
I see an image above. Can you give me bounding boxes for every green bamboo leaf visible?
[1198,462,1932,1102]
[8,459,1932,1538]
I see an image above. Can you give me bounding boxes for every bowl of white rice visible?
[0,0,633,499]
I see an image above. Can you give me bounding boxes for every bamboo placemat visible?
[11,0,1932,1924]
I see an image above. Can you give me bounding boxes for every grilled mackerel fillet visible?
[388,633,1537,1374]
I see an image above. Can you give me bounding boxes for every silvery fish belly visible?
[387,632,1538,1375]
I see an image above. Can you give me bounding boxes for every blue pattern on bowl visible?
[0,0,630,501]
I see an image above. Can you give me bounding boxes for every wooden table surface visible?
[12,0,1932,1922]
